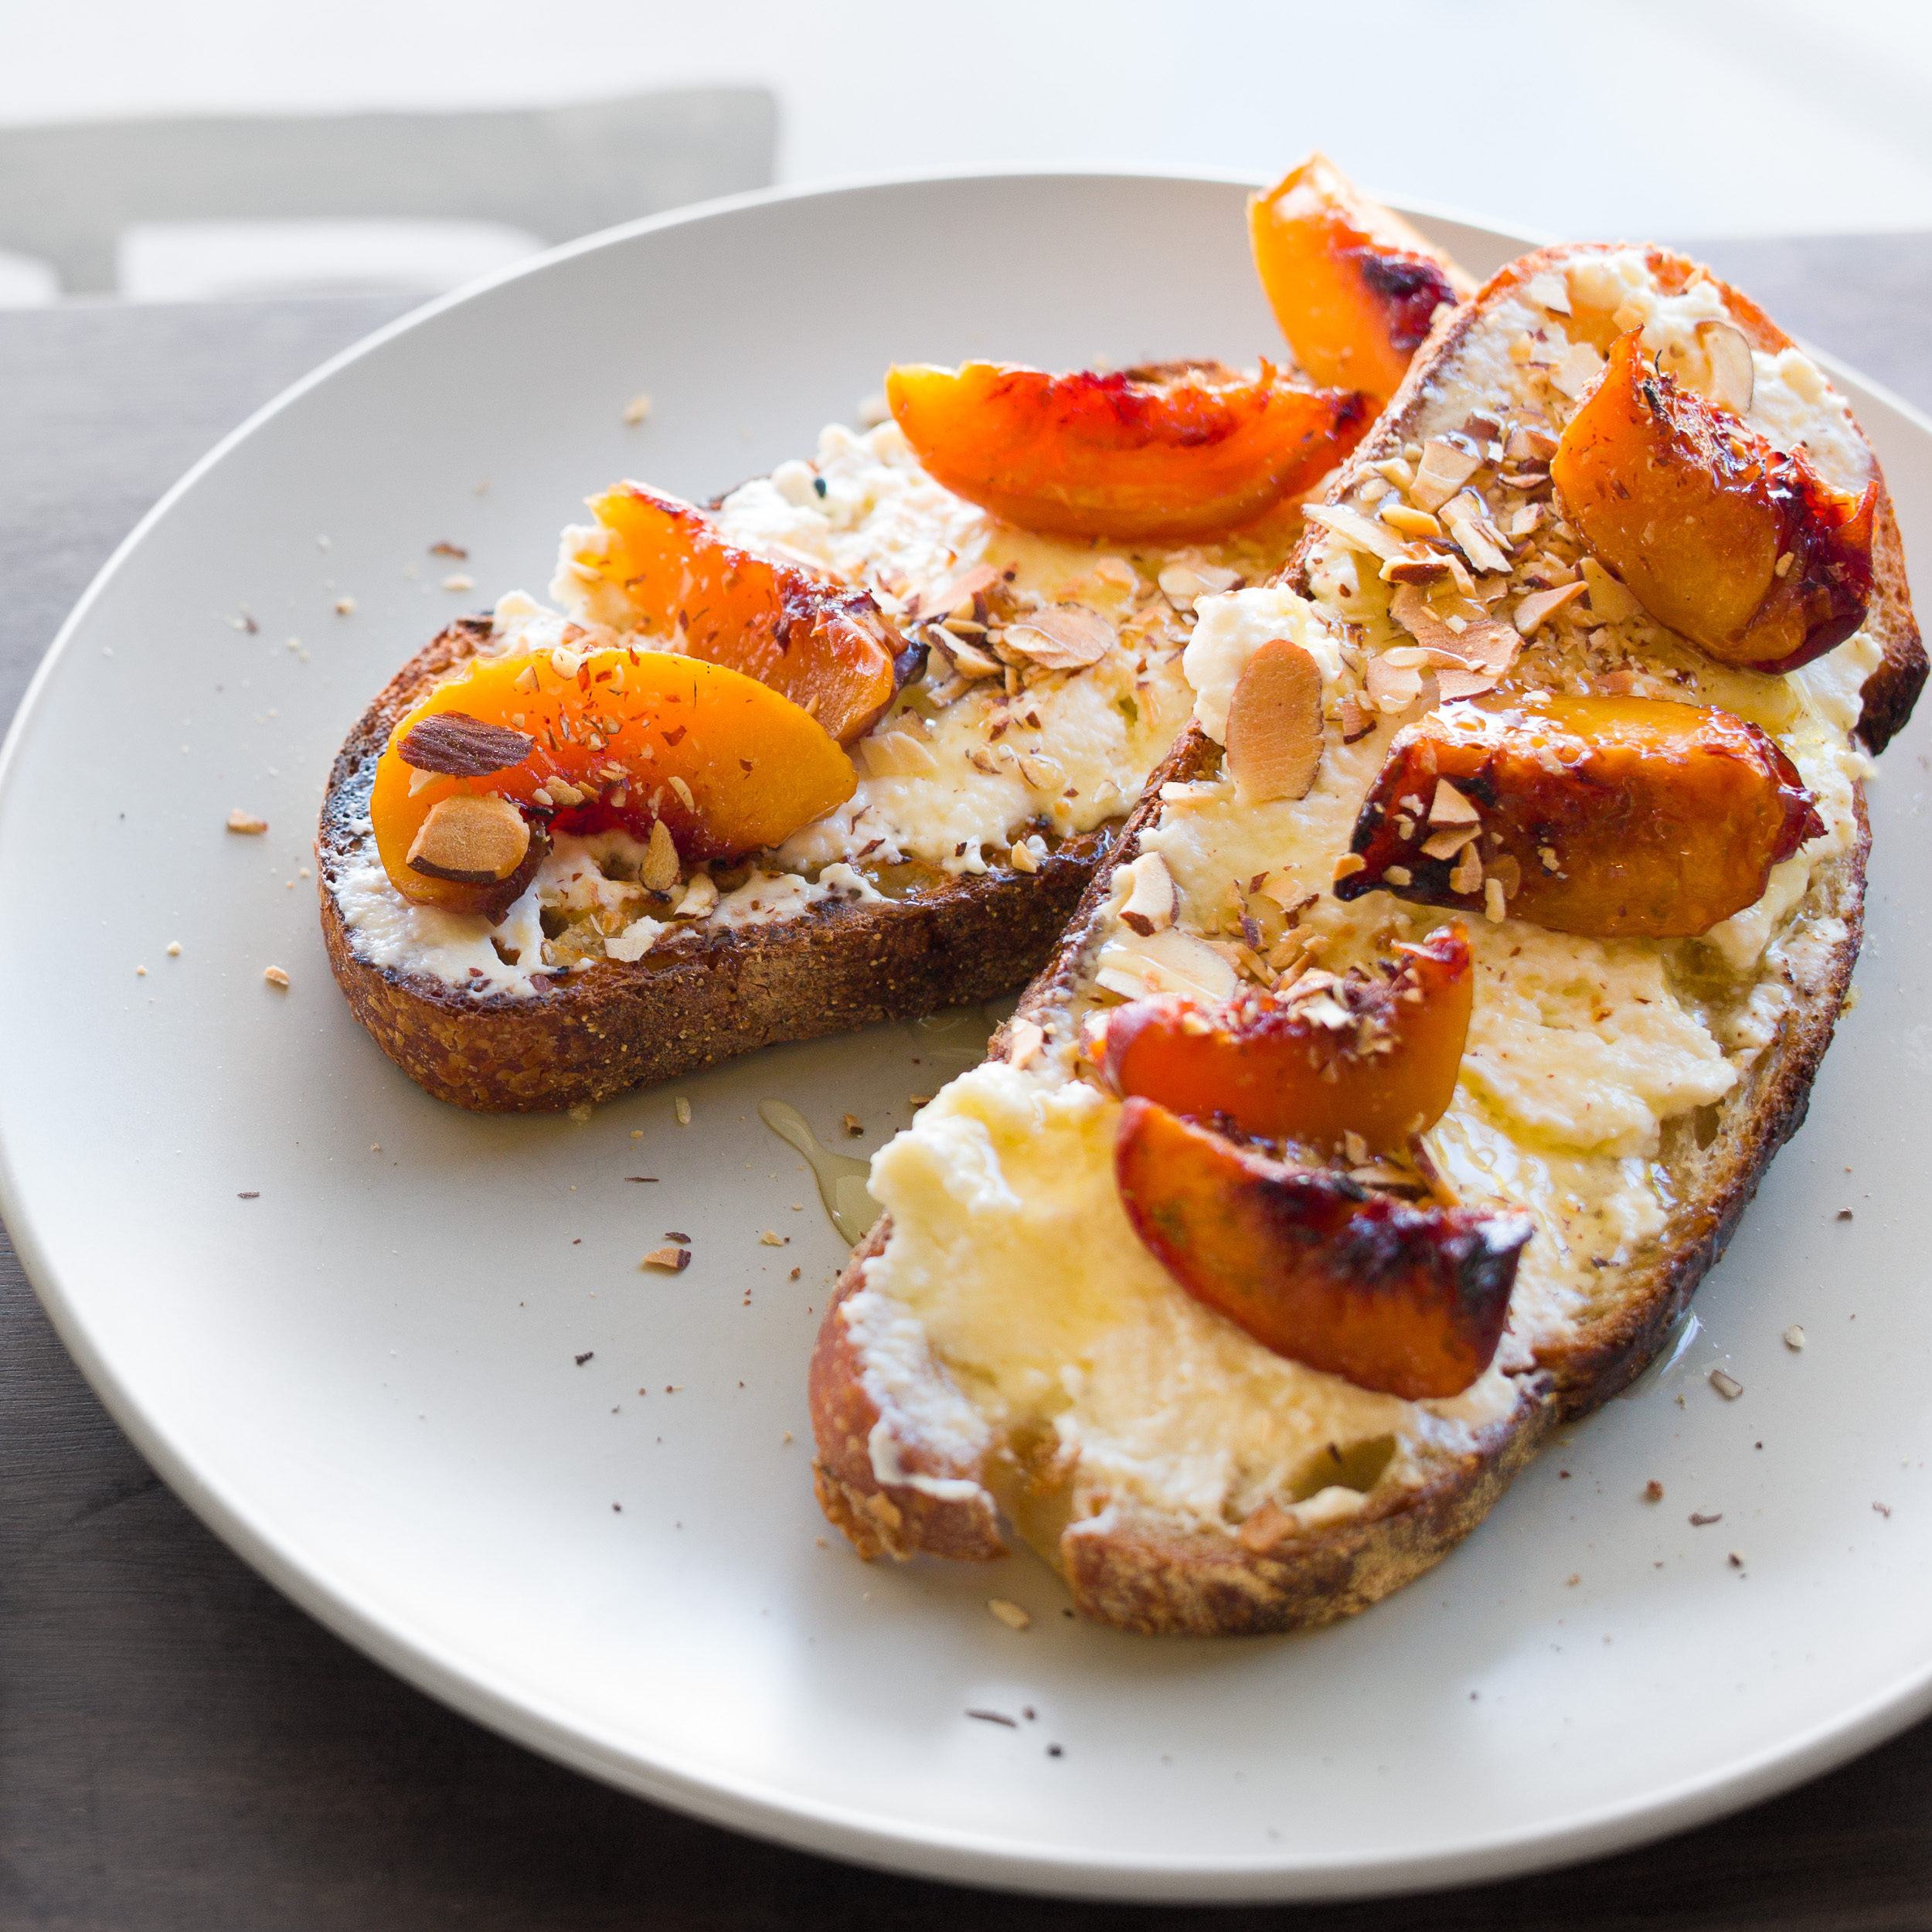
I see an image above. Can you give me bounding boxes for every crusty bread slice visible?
[808,246,1922,1634]
[318,618,1108,1111]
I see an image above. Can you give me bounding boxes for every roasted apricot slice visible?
[1552,330,1876,672]
[884,359,1369,543]
[1104,923,1472,1153]
[1116,1097,1530,1399]
[1247,153,1475,406]
[371,645,855,918]
[576,487,919,744]
[1335,696,1821,939]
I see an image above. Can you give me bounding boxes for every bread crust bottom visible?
[317,620,1111,1112]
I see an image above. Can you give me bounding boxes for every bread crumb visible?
[1783,1324,1806,1350]
[370,1144,381,1153]
[674,1097,692,1126]
[640,1246,691,1272]
[1643,1480,1664,1502]
[1566,1573,1580,1587]
[988,1598,1032,1631]
[623,393,652,426]
[135,964,147,976]
[1728,1551,1745,1568]
[227,808,268,834]
[441,573,475,594]
[842,1113,863,1136]
[630,1128,644,1138]
[760,1230,788,1247]
[165,940,182,957]
[263,966,290,988]
[335,596,356,615]
[567,1101,594,1123]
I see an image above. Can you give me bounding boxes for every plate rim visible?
[4,165,1930,1903]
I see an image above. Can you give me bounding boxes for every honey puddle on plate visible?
[757,1100,879,1246]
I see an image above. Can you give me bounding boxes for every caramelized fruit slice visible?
[1247,152,1475,406]
[579,487,919,744]
[1335,696,1821,939]
[1104,923,1472,1152]
[1552,330,1876,672]
[884,359,1369,543]
[371,646,855,917]
[1116,1098,1529,1400]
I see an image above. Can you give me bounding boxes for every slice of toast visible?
[808,244,1923,1634]
[318,422,1307,1111]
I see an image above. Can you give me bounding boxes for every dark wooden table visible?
[8,243,1932,1930]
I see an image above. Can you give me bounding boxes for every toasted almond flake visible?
[987,1597,1032,1631]
[1379,547,1455,587]
[1484,877,1506,922]
[1449,843,1484,895]
[1237,1500,1296,1553]
[1709,1369,1744,1400]
[1408,438,1484,512]
[1007,1019,1046,1070]
[1549,340,1605,399]
[1699,321,1754,413]
[760,1230,787,1247]
[1365,654,1423,713]
[1524,270,1572,315]
[1428,779,1481,828]
[1018,752,1066,793]
[1440,492,1512,573]
[263,965,291,988]
[674,1096,692,1125]
[1421,825,1478,860]
[936,633,1002,679]
[1338,692,1377,743]
[913,561,997,618]
[1332,852,1366,883]
[623,392,653,426]
[861,730,940,778]
[1577,556,1643,623]
[226,808,268,834]
[1383,865,1413,887]
[1224,638,1323,804]
[1005,604,1115,669]
[638,818,680,893]
[641,1245,690,1272]
[1514,580,1589,632]
[513,662,540,693]
[1784,1324,1807,1351]
[1157,560,1241,608]
[549,645,583,680]
[1009,841,1039,874]
[1117,851,1179,937]
[1379,502,1441,539]
[1386,583,1520,681]
[667,775,696,811]
[1304,502,1405,563]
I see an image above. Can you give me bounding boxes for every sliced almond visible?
[1387,583,1520,681]
[1304,502,1406,563]
[1429,779,1481,828]
[1440,492,1512,574]
[1420,825,1478,860]
[1006,1019,1046,1070]
[1157,560,1241,607]
[1018,752,1066,793]
[1338,691,1377,743]
[1449,842,1484,895]
[406,793,531,884]
[934,633,1002,679]
[1436,666,1501,700]
[675,872,719,917]
[1513,580,1589,633]
[1549,340,1605,400]
[1379,546,1456,587]
[1524,270,1573,316]
[1379,502,1441,539]
[1699,320,1755,413]
[861,730,940,778]
[912,561,998,619]
[640,1246,691,1273]
[1407,438,1483,513]
[1117,851,1178,937]
[638,818,680,893]
[1004,604,1115,670]
[1580,555,1644,624]
[1224,638,1324,804]
[1365,654,1424,713]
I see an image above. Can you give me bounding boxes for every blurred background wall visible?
[1,0,1928,303]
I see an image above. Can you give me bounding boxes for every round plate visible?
[4,172,1929,1903]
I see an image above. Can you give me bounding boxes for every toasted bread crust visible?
[318,621,1111,1111]
[808,247,1913,1634]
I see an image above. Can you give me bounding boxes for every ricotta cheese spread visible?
[844,246,1883,1549]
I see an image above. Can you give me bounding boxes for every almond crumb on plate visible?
[988,1598,1032,1631]
[263,966,290,988]
[165,941,182,957]
[623,393,652,426]
[760,1230,788,1247]
[1644,1480,1665,1502]
[335,596,356,615]
[640,1247,690,1272]
[226,808,268,834]
[1709,1369,1743,1400]
[842,1113,863,1136]
[1784,1324,1807,1350]
[440,573,476,593]
[674,1096,692,1125]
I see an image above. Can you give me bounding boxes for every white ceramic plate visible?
[5,172,1930,1904]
